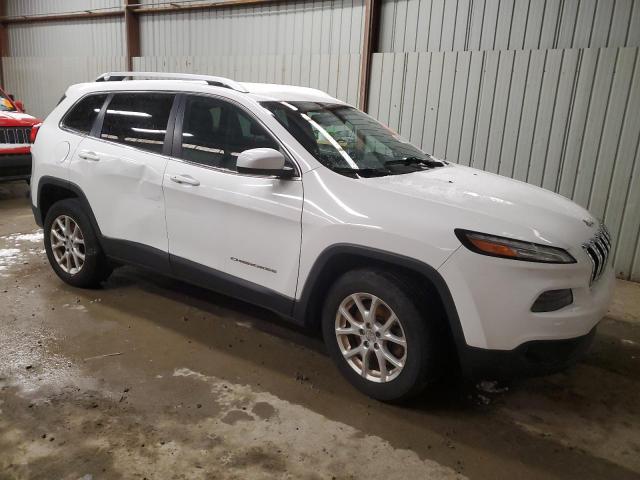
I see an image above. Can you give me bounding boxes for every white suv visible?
[31,72,615,401]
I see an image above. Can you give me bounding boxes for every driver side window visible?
[180,95,279,172]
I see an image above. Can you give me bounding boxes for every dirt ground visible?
[1,182,639,480]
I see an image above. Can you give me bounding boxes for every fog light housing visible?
[531,289,573,312]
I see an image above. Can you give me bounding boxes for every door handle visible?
[78,150,100,161]
[170,174,200,186]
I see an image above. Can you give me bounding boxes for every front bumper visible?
[437,242,614,378]
[458,326,597,380]
[0,153,32,181]
[439,244,615,351]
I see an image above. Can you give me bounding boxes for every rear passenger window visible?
[62,94,107,134]
[180,95,279,171]
[100,93,175,154]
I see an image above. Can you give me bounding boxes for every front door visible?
[163,94,303,302]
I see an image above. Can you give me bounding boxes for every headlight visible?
[454,229,576,264]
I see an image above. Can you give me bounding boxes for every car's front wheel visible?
[322,269,444,402]
[44,199,112,288]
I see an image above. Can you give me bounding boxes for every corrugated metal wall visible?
[370,0,640,280]
[7,19,125,57]
[139,0,364,56]
[378,0,640,53]
[2,56,126,117]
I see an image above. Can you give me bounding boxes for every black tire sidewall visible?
[322,269,440,402]
[43,199,106,288]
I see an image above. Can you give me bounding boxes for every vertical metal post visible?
[125,0,140,71]
[358,0,380,112]
[0,0,8,87]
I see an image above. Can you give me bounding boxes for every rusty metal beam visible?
[0,1,283,24]
[358,0,380,112]
[0,9,124,25]
[125,0,140,71]
[130,0,282,15]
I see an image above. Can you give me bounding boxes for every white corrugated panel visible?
[2,56,127,118]
[367,47,640,281]
[379,0,640,53]
[139,0,364,56]
[7,18,125,57]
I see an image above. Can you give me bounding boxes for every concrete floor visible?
[1,182,639,480]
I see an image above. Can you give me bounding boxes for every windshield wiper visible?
[332,166,391,177]
[384,156,444,168]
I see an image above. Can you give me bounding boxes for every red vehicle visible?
[0,87,42,183]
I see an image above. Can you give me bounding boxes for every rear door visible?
[163,94,303,302]
[68,91,176,255]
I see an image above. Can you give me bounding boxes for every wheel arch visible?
[35,176,103,239]
[293,244,467,355]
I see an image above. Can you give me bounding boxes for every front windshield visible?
[261,101,444,177]
[0,92,16,112]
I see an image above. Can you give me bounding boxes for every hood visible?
[0,110,41,127]
[362,163,599,248]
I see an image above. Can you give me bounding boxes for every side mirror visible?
[236,148,293,177]
[15,100,25,112]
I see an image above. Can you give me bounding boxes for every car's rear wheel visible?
[322,269,443,402]
[44,199,112,288]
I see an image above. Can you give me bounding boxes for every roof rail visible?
[95,71,249,93]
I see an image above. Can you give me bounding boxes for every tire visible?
[322,269,443,402]
[44,198,112,288]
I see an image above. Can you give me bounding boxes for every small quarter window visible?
[62,94,107,134]
[100,93,175,154]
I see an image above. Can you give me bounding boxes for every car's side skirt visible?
[100,236,296,321]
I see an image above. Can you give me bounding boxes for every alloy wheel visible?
[335,293,407,383]
[50,215,86,275]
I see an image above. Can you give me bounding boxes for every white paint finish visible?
[298,161,613,348]
[33,77,619,356]
[236,148,285,172]
[440,248,616,350]
[68,136,170,253]
[163,161,304,297]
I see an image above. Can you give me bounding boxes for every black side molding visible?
[170,254,294,318]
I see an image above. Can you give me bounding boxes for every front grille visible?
[0,127,32,144]
[583,225,612,284]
